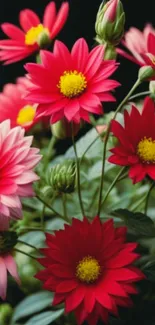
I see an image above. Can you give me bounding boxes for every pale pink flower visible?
[0,120,41,228]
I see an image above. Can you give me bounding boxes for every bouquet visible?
[0,1,155,325]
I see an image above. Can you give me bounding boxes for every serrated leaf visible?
[114,209,155,237]
[24,309,64,325]
[12,291,53,322]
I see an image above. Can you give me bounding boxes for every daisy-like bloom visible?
[0,77,37,130]
[0,2,69,64]
[108,97,155,184]
[36,216,144,325]
[24,38,120,124]
[0,120,41,228]
[117,24,155,69]
[0,253,20,300]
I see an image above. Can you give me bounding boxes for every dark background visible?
[0,0,154,101]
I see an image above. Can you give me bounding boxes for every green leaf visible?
[24,310,64,325]
[12,291,53,322]
[142,260,155,282]
[114,209,155,237]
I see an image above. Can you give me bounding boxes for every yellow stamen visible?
[137,137,155,163]
[25,24,50,46]
[76,256,101,283]
[17,105,36,126]
[58,70,87,98]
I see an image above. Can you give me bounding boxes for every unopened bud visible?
[51,118,80,140]
[149,81,155,99]
[0,231,17,254]
[95,0,125,46]
[0,304,13,325]
[37,30,51,49]
[138,66,155,82]
[49,160,76,194]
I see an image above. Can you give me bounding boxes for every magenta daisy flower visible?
[24,38,120,124]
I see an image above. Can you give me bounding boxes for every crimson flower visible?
[0,2,69,64]
[24,38,120,124]
[117,24,155,69]
[36,216,144,325]
[0,77,38,130]
[109,97,155,183]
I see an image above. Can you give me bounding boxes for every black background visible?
[0,0,154,101]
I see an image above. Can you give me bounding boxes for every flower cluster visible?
[0,0,154,324]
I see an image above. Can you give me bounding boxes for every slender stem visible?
[129,91,150,101]
[43,136,57,172]
[36,193,66,220]
[80,134,100,165]
[71,124,85,216]
[41,204,45,229]
[132,195,147,212]
[101,167,126,207]
[62,194,68,221]
[144,182,155,214]
[97,79,141,216]
[17,240,39,251]
[14,248,38,260]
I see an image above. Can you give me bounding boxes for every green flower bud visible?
[0,231,17,254]
[149,81,155,99]
[49,160,76,194]
[51,118,80,140]
[138,66,155,82]
[0,304,13,325]
[37,30,51,49]
[95,0,125,46]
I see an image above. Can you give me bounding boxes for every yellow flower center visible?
[25,24,50,46]
[137,137,155,163]
[76,256,101,283]
[17,105,36,126]
[58,70,87,98]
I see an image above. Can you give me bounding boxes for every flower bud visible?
[0,304,13,325]
[51,118,80,140]
[49,160,76,194]
[95,0,125,46]
[37,30,51,49]
[0,231,17,254]
[149,81,155,99]
[138,66,155,82]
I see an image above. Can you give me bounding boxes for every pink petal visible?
[50,2,69,39]
[1,23,25,41]
[19,9,40,32]
[84,45,104,80]
[43,2,56,30]
[4,254,20,284]
[71,38,89,72]
[0,257,7,300]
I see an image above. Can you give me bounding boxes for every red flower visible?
[0,77,38,130]
[0,2,69,64]
[117,24,155,69]
[24,38,120,124]
[109,97,155,183]
[36,216,144,325]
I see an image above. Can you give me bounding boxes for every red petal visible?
[19,9,40,32]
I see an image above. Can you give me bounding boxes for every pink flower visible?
[0,253,20,300]
[24,38,120,124]
[0,120,41,227]
[0,77,38,130]
[0,2,69,64]
[117,24,155,68]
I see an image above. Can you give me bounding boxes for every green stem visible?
[97,79,141,216]
[17,240,39,251]
[41,204,45,229]
[36,193,66,220]
[101,167,126,207]
[14,248,38,260]
[129,91,150,101]
[144,182,155,214]
[62,194,69,223]
[43,136,57,171]
[71,124,85,216]
[80,134,100,165]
